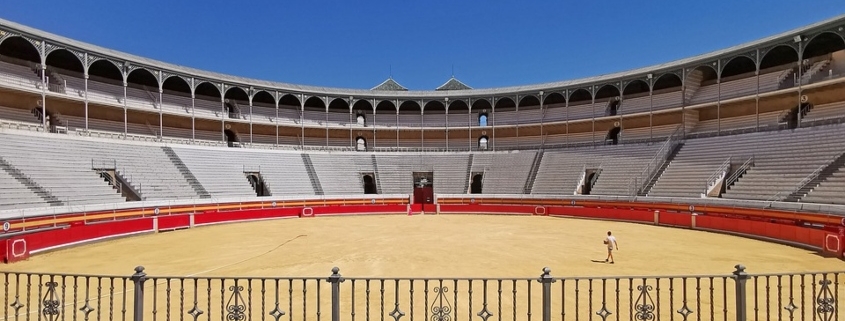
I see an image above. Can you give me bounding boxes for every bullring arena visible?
[1,12,845,321]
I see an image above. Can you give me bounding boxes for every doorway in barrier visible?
[413,172,434,205]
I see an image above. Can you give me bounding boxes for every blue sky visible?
[2,1,844,90]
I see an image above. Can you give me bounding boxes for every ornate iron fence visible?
[1,265,839,321]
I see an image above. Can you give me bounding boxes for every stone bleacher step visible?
[300,153,324,195]
[370,154,383,194]
[0,156,63,206]
[523,150,544,194]
[463,154,474,193]
[785,149,845,202]
[161,146,211,198]
[640,142,684,196]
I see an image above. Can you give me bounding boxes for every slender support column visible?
[420,108,425,148]
[515,94,520,149]
[123,80,128,137]
[565,92,569,146]
[249,98,254,144]
[84,71,89,131]
[275,97,280,146]
[591,90,596,145]
[40,59,47,130]
[649,82,654,141]
[191,92,196,141]
[539,91,544,148]
[755,70,760,130]
[158,87,163,139]
[420,99,425,149]
[190,78,195,141]
[372,99,376,149]
[325,97,329,147]
[221,89,226,142]
[490,96,495,151]
[445,98,450,150]
[467,98,472,150]
[348,97,353,148]
[300,96,305,149]
[717,60,722,135]
[797,40,804,128]
[681,70,687,138]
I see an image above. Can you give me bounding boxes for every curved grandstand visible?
[1,14,845,260]
[1,13,845,321]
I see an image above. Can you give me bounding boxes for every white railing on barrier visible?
[0,194,412,221]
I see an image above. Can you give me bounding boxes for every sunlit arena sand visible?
[2,215,840,321]
[5,215,838,276]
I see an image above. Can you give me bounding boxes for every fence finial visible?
[132,266,146,279]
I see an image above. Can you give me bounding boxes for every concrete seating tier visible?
[308,153,372,195]
[0,133,128,205]
[723,124,845,201]
[0,166,47,209]
[689,69,788,105]
[0,132,199,202]
[170,146,314,198]
[691,111,781,135]
[802,164,845,205]
[0,105,39,124]
[621,91,683,115]
[375,154,470,194]
[532,143,661,196]
[649,123,845,200]
[802,101,845,123]
[471,151,536,194]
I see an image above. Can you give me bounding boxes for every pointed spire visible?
[371,78,408,91]
[436,76,472,91]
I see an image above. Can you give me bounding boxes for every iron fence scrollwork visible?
[431,284,452,321]
[817,278,835,321]
[226,285,247,321]
[0,265,841,321]
[41,280,61,321]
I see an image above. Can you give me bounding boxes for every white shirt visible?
[606,236,617,249]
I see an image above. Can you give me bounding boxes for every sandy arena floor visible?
[1,215,841,321]
[3,214,839,276]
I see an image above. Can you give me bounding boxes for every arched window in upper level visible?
[356,112,366,126]
[478,136,489,150]
[356,136,367,151]
[478,113,488,127]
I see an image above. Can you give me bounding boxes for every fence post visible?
[539,267,555,321]
[131,266,147,321]
[733,264,748,321]
[327,267,345,321]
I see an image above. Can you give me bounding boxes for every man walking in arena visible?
[604,231,618,264]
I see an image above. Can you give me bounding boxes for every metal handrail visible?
[725,155,754,188]
[793,164,826,192]
[765,163,826,202]
[634,124,682,193]
[96,169,123,195]
[705,157,732,191]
